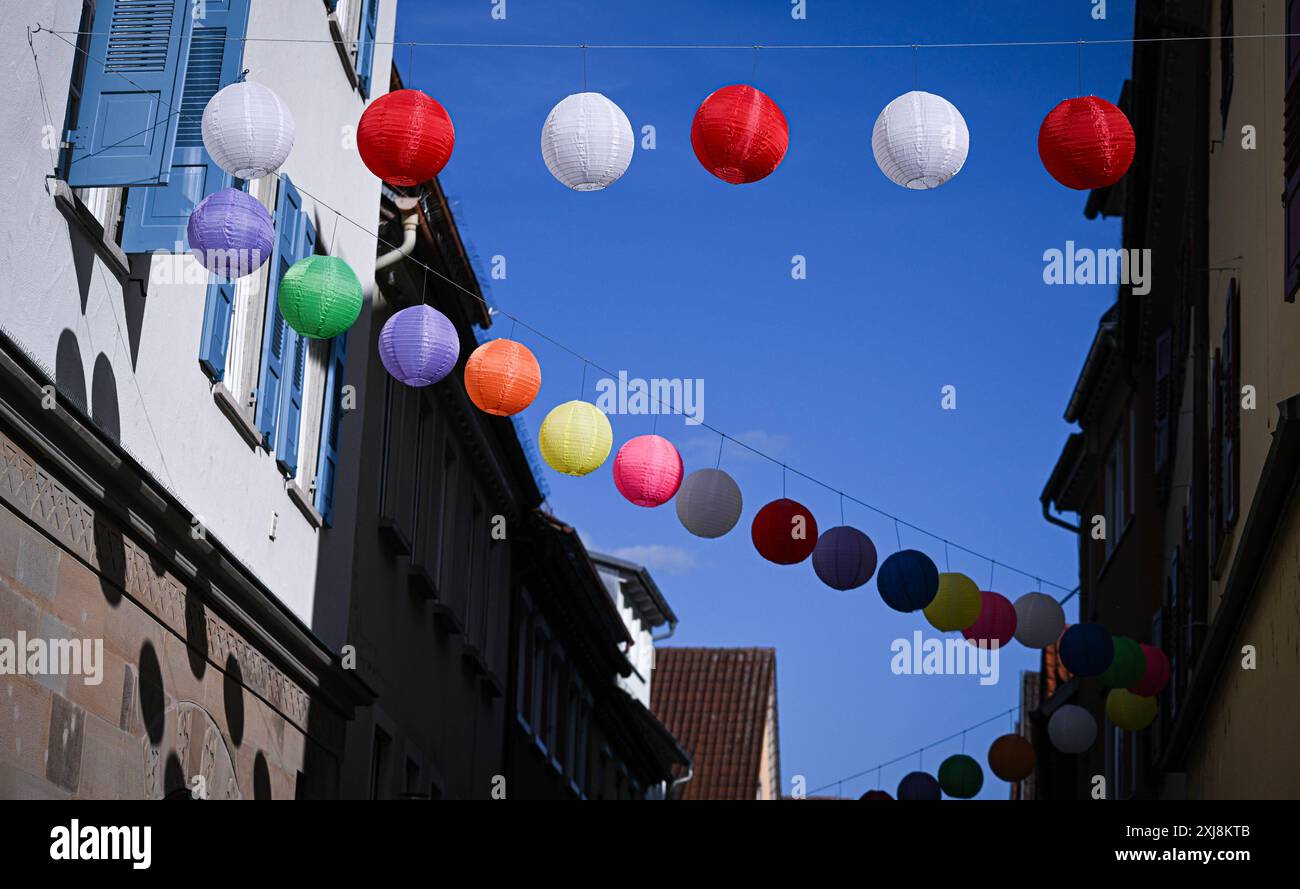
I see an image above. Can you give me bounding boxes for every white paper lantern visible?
[540,92,634,191]
[675,468,743,538]
[871,90,969,190]
[202,81,296,180]
[1048,704,1097,754]
[1013,591,1066,648]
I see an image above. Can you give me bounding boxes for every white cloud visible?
[607,544,698,575]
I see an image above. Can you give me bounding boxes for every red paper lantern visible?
[859,790,894,800]
[690,84,789,184]
[961,591,1017,649]
[357,89,455,186]
[751,498,817,564]
[1037,96,1135,190]
[1128,643,1171,696]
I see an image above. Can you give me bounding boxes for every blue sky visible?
[396,0,1133,798]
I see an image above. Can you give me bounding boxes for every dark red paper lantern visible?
[859,790,894,800]
[690,84,789,184]
[751,498,818,564]
[357,89,455,187]
[1037,96,1135,190]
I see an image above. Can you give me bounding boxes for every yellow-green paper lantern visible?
[538,400,612,477]
[1106,688,1157,731]
[924,572,982,632]
[277,255,363,339]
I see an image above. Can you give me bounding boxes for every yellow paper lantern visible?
[1106,688,1157,731]
[924,572,982,632]
[538,400,612,477]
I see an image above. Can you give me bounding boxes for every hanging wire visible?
[715,432,725,469]
[1076,38,1084,95]
[33,24,1300,50]
[807,706,1018,795]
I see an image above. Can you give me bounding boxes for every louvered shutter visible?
[255,175,304,448]
[65,0,193,187]
[356,0,379,98]
[315,331,349,526]
[275,211,318,477]
[121,0,250,253]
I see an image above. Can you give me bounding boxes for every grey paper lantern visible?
[675,468,743,538]
[1048,704,1096,754]
[540,92,635,191]
[202,81,296,179]
[872,90,969,190]
[1013,591,1066,648]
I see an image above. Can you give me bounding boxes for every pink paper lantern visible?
[612,435,683,507]
[962,591,1017,649]
[1129,643,1171,696]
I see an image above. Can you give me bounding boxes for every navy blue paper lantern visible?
[896,771,941,801]
[1058,622,1115,677]
[876,549,939,612]
[187,187,274,279]
[812,526,878,590]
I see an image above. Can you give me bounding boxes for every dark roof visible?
[650,647,778,800]
[589,551,678,630]
[1065,303,1120,425]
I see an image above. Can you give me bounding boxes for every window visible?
[1220,0,1234,132]
[378,375,419,551]
[1286,0,1300,299]
[200,173,348,524]
[574,685,592,794]
[551,648,568,768]
[1210,283,1240,566]
[532,622,550,748]
[326,0,379,98]
[1153,328,1173,491]
[1103,424,1130,559]
[369,725,391,800]
[515,591,534,728]
[404,757,420,798]
[64,1,252,252]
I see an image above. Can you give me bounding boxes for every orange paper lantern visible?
[464,339,541,416]
[987,733,1035,783]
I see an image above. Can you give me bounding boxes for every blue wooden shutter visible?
[198,275,236,380]
[315,331,349,526]
[66,0,193,187]
[255,175,304,449]
[275,214,318,476]
[356,0,379,98]
[121,0,250,253]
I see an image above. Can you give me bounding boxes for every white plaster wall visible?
[0,0,397,627]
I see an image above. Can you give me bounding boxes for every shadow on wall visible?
[54,329,120,444]
[223,653,245,749]
[55,329,86,413]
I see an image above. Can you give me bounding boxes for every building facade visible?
[0,0,393,798]
[1039,0,1300,800]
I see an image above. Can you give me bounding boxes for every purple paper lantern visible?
[379,304,460,386]
[187,187,274,278]
[812,526,878,590]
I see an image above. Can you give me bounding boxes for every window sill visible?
[213,382,262,449]
[326,12,362,94]
[431,600,464,635]
[50,179,129,285]
[287,480,323,529]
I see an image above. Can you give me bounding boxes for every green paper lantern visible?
[278,255,363,339]
[1099,636,1147,689]
[937,753,983,799]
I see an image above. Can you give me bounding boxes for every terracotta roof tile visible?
[650,647,777,800]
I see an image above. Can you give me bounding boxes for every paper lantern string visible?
[24,21,1126,598]
[808,705,1019,797]
[715,433,725,469]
